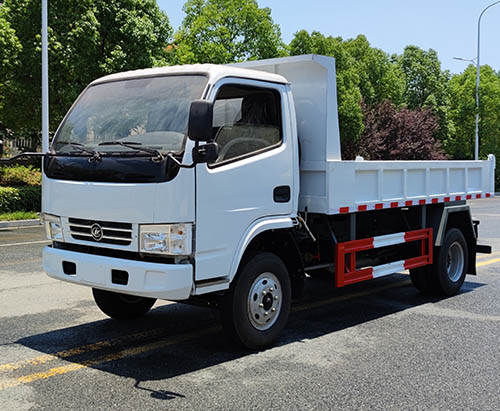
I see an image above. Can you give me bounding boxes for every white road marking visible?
[0,240,50,248]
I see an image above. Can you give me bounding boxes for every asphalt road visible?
[1,198,499,410]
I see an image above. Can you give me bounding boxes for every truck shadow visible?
[16,274,485,401]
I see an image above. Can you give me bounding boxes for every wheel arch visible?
[229,217,304,283]
[431,205,477,275]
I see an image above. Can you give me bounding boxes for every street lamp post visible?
[474,0,500,160]
[475,1,500,160]
[454,1,500,160]
[42,0,49,153]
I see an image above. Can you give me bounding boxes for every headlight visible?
[139,224,192,255]
[42,213,64,241]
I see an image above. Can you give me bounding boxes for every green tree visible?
[344,35,404,107]
[0,0,172,135]
[289,30,363,157]
[170,0,286,65]
[397,45,453,143]
[0,8,21,114]
[448,65,500,165]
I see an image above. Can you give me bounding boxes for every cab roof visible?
[90,63,289,87]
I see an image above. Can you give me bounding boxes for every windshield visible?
[53,75,207,154]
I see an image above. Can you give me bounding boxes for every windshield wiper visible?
[59,141,102,163]
[98,141,165,163]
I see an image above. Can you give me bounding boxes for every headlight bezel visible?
[41,213,64,241]
[139,223,193,256]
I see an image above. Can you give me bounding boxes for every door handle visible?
[273,186,291,203]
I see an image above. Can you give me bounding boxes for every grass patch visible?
[0,211,39,221]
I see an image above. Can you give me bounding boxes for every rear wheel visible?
[92,288,156,319]
[433,228,468,296]
[221,252,291,350]
[410,228,468,296]
[409,266,432,293]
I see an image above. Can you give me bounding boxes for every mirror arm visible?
[0,152,47,164]
[167,153,196,169]
[164,142,199,169]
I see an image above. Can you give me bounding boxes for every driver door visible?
[195,79,294,282]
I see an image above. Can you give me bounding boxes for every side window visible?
[211,84,282,165]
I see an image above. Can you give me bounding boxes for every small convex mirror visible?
[188,100,213,142]
[192,142,219,164]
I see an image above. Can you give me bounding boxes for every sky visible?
[157,0,500,74]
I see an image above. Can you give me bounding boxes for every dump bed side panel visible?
[300,155,496,215]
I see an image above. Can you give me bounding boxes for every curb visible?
[0,219,41,229]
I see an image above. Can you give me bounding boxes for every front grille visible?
[68,217,133,246]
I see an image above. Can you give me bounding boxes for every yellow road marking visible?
[0,278,412,391]
[477,251,500,260]
[0,327,219,391]
[0,327,172,373]
[477,257,500,268]
[0,257,497,390]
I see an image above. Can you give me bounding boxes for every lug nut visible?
[262,291,267,295]
[259,303,264,308]
[270,287,274,292]
[271,308,276,312]
[274,295,278,300]
[264,312,269,316]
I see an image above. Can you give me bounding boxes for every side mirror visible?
[192,142,219,164]
[188,100,213,142]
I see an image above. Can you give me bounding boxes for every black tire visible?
[221,252,292,350]
[409,266,433,294]
[410,228,468,296]
[432,228,468,296]
[92,288,156,320]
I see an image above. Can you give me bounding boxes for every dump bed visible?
[235,55,496,215]
[300,156,495,214]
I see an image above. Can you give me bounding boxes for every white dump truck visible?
[32,55,494,349]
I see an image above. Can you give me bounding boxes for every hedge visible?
[0,186,41,212]
[0,165,42,186]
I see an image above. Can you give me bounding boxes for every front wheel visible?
[221,252,292,350]
[92,288,156,320]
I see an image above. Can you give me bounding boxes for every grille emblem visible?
[90,223,104,241]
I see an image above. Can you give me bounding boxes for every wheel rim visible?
[247,272,282,331]
[447,241,465,282]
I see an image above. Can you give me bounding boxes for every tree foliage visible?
[448,65,500,166]
[0,0,498,174]
[398,46,448,108]
[289,30,363,153]
[358,101,447,160]
[0,0,172,134]
[343,35,405,107]
[169,0,286,65]
[398,45,454,143]
[0,8,21,113]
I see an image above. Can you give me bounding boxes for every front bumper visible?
[43,246,193,300]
